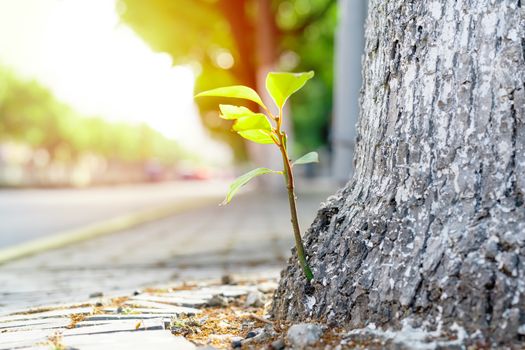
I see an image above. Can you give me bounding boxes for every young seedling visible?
[196,71,317,281]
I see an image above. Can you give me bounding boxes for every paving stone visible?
[64,318,165,336]
[0,301,96,318]
[166,291,215,299]
[84,314,174,322]
[104,307,199,315]
[131,294,208,307]
[73,320,115,328]
[0,329,51,349]
[74,317,170,329]
[198,286,255,297]
[0,317,70,330]
[122,300,201,314]
[63,331,196,350]
[0,307,93,323]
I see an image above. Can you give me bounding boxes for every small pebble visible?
[133,290,141,296]
[231,339,242,348]
[245,291,265,307]
[221,274,235,285]
[270,338,285,350]
[95,302,103,307]
[242,327,271,344]
[245,330,257,339]
[89,292,103,298]
[208,294,228,307]
[287,323,323,348]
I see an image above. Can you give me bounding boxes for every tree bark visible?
[272,0,525,346]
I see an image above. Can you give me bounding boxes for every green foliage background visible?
[0,67,186,164]
[119,0,336,159]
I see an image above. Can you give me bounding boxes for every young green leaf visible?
[220,107,274,143]
[219,104,258,120]
[232,114,272,132]
[222,167,280,205]
[292,151,319,166]
[237,130,275,144]
[196,86,266,108]
[266,71,314,109]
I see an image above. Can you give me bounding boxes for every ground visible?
[0,188,332,349]
[0,187,486,348]
[0,275,474,349]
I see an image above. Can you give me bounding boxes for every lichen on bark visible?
[272,0,525,346]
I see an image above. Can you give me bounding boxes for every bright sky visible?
[0,0,231,163]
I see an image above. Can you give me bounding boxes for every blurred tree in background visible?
[0,66,186,166]
[119,0,336,159]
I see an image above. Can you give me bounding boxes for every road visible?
[0,180,229,248]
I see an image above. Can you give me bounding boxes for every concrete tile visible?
[84,314,172,322]
[0,307,93,323]
[0,317,70,330]
[122,301,201,315]
[63,331,196,350]
[131,294,208,307]
[0,329,51,349]
[64,319,164,336]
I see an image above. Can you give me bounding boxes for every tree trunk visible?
[272,0,525,346]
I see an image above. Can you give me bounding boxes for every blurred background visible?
[0,0,366,249]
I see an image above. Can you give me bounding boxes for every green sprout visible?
[196,71,317,281]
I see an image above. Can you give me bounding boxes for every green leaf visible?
[218,104,258,120]
[232,114,272,132]
[195,86,266,108]
[292,151,319,166]
[266,71,314,109]
[222,167,280,204]
[237,130,275,144]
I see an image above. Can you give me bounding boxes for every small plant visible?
[196,71,317,281]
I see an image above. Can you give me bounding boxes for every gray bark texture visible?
[272,0,525,346]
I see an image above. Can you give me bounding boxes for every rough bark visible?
[273,0,525,346]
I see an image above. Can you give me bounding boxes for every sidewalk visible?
[0,190,330,316]
[0,189,332,349]
[0,277,281,349]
